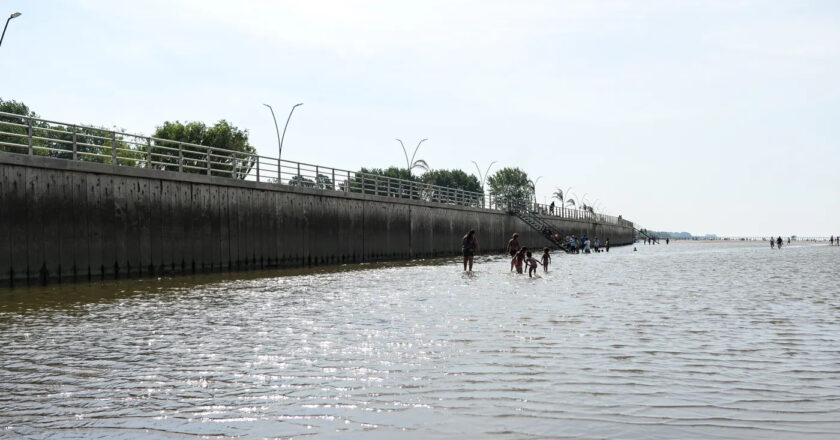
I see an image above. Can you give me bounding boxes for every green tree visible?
[420,169,481,192]
[288,175,316,187]
[344,166,418,197]
[360,166,415,181]
[1,98,137,164]
[147,120,255,179]
[315,173,334,190]
[419,168,483,206]
[487,167,533,210]
[0,99,41,154]
[44,124,138,165]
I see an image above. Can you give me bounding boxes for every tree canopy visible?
[0,99,39,154]
[150,120,255,178]
[419,169,481,193]
[357,166,415,181]
[0,98,137,164]
[486,167,533,210]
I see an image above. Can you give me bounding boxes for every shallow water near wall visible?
[1,241,839,439]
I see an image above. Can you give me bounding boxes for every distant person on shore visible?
[770,238,775,249]
[507,233,521,271]
[461,229,478,272]
[787,237,790,245]
[549,201,555,215]
[541,247,551,272]
[666,238,670,245]
[526,251,541,277]
[583,237,591,254]
[512,248,527,274]
[605,238,610,252]
[594,237,600,252]
[776,236,783,249]
[831,236,835,246]
[569,235,577,254]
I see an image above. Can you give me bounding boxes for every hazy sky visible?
[2,0,838,236]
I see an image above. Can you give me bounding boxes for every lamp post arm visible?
[410,138,427,167]
[471,160,483,188]
[396,138,409,170]
[1,17,11,47]
[263,104,281,155]
[279,103,302,161]
[485,162,496,178]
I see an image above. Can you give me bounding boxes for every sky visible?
[1,0,838,237]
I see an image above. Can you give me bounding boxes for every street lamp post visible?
[471,160,496,208]
[263,102,303,182]
[0,12,22,48]
[396,138,427,177]
[262,104,281,179]
[471,160,496,191]
[531,176,543,208]
[280,103,303,162]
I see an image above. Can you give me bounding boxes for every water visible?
[1,241,838,439]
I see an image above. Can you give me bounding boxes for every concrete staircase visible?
[511,204,572,253]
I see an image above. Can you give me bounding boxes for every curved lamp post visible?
[471,160,496,191]
[263,102,303,181]
[396,138,427,177]
[280,103,303,161]
[471,160,496,209]
[0,12,22,48]
[531,176,543,206]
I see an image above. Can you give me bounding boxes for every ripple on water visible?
[1,242,839,439]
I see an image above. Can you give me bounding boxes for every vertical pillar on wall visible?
[178,145,183,172]
[27,117,33,155]
[332,169,336,191]
[346,171,350,192]
[146,138,152,168]
[72,126,77,161]
[206,148,211,176]
[255,154,260,182]
[112,132,118,165]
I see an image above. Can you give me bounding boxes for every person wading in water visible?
[507,233,521,272]
[461,230,479,272]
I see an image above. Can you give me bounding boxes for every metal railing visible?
[0,110,632,226]
[529,201,633,227]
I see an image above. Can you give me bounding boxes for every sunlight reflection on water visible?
[1,241,839,439]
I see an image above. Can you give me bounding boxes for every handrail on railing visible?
[0,110,632,226]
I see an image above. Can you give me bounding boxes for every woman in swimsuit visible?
[461,229,478,272]
[507,233,521,271]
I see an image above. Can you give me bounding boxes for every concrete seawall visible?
[0,153,635,286]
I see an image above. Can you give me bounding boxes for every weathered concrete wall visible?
[0,153,634,286]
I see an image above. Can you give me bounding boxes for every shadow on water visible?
[0,256,475,313]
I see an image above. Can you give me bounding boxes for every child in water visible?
[512,248,527,274]
[541,247,551,272]
[526,251,541,277]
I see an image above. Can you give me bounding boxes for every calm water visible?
[1,241,839,439]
